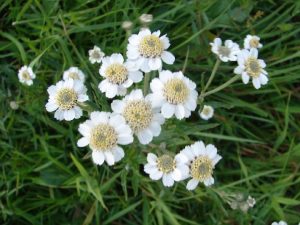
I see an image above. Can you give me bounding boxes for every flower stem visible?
[202,59,220,94]
[143,72,151,95]
[202,74,240,97]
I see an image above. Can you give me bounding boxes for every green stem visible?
[202,59,220,94]
[143,72,151,95]
[203,74,240,97]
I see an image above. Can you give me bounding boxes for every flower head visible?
[149,70,198,120]
[247,195,256,208]
[111,89,165,144]
[88,46,105,64]
[244,35,263,50]
[99,53,143,98]
[45,79,89,121]
[77,112,133,166]
[139,14,153,24]
[18,65,36,86]
[144,153,189,187]
[127,29,175,72]
[234,48,268,89]
[271,221,287,225]
[210,38,240,62]
[199,105,214,120]
[178,141,222,190]
[63,67,85,82]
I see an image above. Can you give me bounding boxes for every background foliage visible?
[1,0,300,224]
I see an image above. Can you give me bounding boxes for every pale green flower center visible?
[90,124,118,151]
[139,35,163,58]
[163,78,189,104]
[123,100,153,132]
[68,72,79,80]
[56,88,78,110]
[157,154,175,173]
[22,71,31,80]
[190,156,213,181]
[105,63,128,84]
[218,46,231,57]
[249,38,259,48]
[245,57,261,78]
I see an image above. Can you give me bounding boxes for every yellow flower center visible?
[249,38,259,48]
[90,124,118,151]
[245,57,261,78]
[190,156,213,181]
[139,35,164,58]
[123,100,153,132]
[163,78,189,104]
[68,72,79,80]
[157,154,175,173]
[218,46,231,57]
[202,107,211,116]
[105,63,128,84]
[56,88,78,110]
[22,71,31,80]
[92,50,101,59]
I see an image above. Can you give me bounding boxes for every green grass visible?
[1,0,300,224]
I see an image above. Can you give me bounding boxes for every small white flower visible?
[63,67,85,82]
[18,65,36,86]
[77,112,133,166]
[210,38,240,62]
[139,14,153,24]
[271,221,287,225]
[244,35,263,50]
[9,101,19,110]
[144,153,189,187]
[122,21,133,30]
[88,46,105,64]
[234,48,268,89]
[99,53,143,98]
[45,79,89,121]
[178,141,222,190]
[126,29,175,72]
[148,70,198,120]
[111,89,165,145]
[199,105,214,120]
[247,195,256,208]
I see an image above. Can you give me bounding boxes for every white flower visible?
[111,89,165,145]
[271,221,287,225]
[144,153,189,187]
[77,112,133,166]
[63,67,85,82]
[126,29,175,72]
[98,53,143,98]
[18,65,36,86]
[139,14,153,24]
[199,105,214,120]
[122,21,133,30]
[244,35,263,50]
[148,70,198,120]
[234,48,268,89]
[178,141,222,190]
[88,46,105,64]
[247,195,256,208]
[45,79,89,121]
[210,38,240,62]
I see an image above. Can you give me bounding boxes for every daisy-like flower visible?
[199,105,214,120]
[98,53,143,98]
[18,65,36,86]
[63,67,85,82]
[210,38,240,62]
[45,79,89,121]
[88,46,105,64]
[77,112,133,166]
[244,35,263,50]
[149,70,198,120]
[126,29,175,72]
[247,195,256,208]
[144,153,189,187]
[271,221,287,225]
[111,89,165,145]
[178,141,222,190]
[234,48,268,89]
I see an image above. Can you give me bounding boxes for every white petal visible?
[111,100,125,113]
[161,51,175,64]
[204,177,214,186]
[212,155,222,166]
[206,144,217,159]
[186,179,199,190]
[149,122,161,136]
[104,151,115,165]
[175,153,188,164]
[118,134,133,145]
[77,137,89,147]
[149,169,163,180]
[174,104,185,120]
[110,53,124,64]
[149,58,162,70]
[45,102,58,112]
[112,146,125,162]
[150,78,164,93]
[128,71,143,83]
[161,103,175,118]
[234,66,244,75]
[105,84,118,98]
[64,109,76,121]
[137,129,153,145]
[162,174,174,187]
[160,35,170,49]
[92,151,105,165]
[147,153,157,164]
[252,78,261,89]
[250,48,258,58]
[259,74,268,85]
[171,168,182,181]
[242,72,250,84]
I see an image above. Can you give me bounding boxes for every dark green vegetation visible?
[1,0,300,224]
